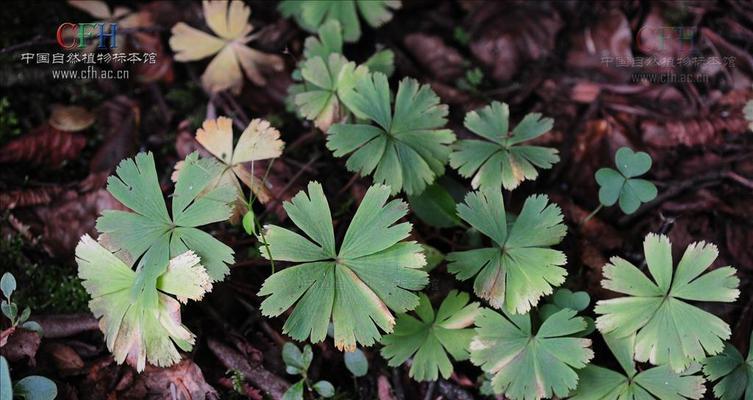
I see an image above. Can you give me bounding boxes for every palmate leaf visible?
[170,0,283,93]
[447,189,567,314]
[381,290,480,381]
[279,0,401,42]
[450,101,559,191]
[258,182,428,351]
[97,152,235,301]
[76,235,212,372]
[295,53,368,131]
[470,308,593,400]
[570,333,705,400]
[173,117,284,222]
[703,331,753,400]
[595,234,740,372]
[327,72,456,196]
[595,147,657,214]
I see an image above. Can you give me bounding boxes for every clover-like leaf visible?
[173,117,284,222]
[97,151,235,289]
[570,332,705,400]
[381,290,480,381]
[295,53,368,131]
[470,308,593,400]
[258,182,428,351]
[595,147,657,214]
[327,72,456,196]
[447,189,567,314]
[450,101,559,191]
[538,289,595,337]
[76,235,212,372]
[595,233,740,372]
[170,0,283,94]
[703,331,753,400]
[279,0,401,43]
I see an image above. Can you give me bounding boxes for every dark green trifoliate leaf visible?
[595,147,657,214]
[447,189,567,314]
[471,308,593,399]
[313,380,335,397]
[279,0,401,42]
[1,272,15,299]
[381,291,479,381]
[13,375,58,400]
[450,101,559,191]
[282,380,305,400]
[327,72,456,196]
[258,182,428,351]
[703,330,753,400]
[571,333,705,400]
[595,234,739,372]
[408,183,461,228]
[344,349,368,377]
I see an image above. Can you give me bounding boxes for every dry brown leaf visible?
[0,124,86,169]
[49,105,96,132]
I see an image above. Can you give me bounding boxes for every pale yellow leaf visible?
[196,116,234,163]
[203,0,251,40]
[170,22,226,62]
[233,42,284,86]
[201,45,243,94]
[233,118,284,163]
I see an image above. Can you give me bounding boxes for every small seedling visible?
[593,147,657,216]
[456,67,484,92]
[570,332,705,400]
[258,182,428,351]
[703,330,753,400]
[1,272,42,334]
[539,288,594,337]
[281,342,335,399]
[170,0,283,93]
[0,355,57,400]
[327,72,456,196]
[595,234,739,372]
[470,308,593,399]
[447,189,567,314]
[450,101,559,191]
[279,0,401,43]
[381,290,479,381]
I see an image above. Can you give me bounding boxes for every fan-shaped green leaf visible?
[258,182,428,351]
[327,72,455,195]
[381,290,479,381]
[570,333,706,400]
[470,308,593,400]
[97,152,235,285]
[279,0,400,42]
[595,234,740,372]
[447,189,567,314]
[450,101,559,191]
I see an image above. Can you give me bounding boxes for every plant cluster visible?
[67,2,752,400]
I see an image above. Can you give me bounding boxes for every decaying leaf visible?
[170,0,284,94]
[172,117,284,222]
[48,105,95,132]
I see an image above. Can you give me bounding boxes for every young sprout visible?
[593,147,658,216]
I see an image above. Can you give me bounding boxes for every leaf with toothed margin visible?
[381,290,479,382]
[470,308,594,400]
[595,233,740,373]
[257,182,428,351]
[447,189,567,314]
